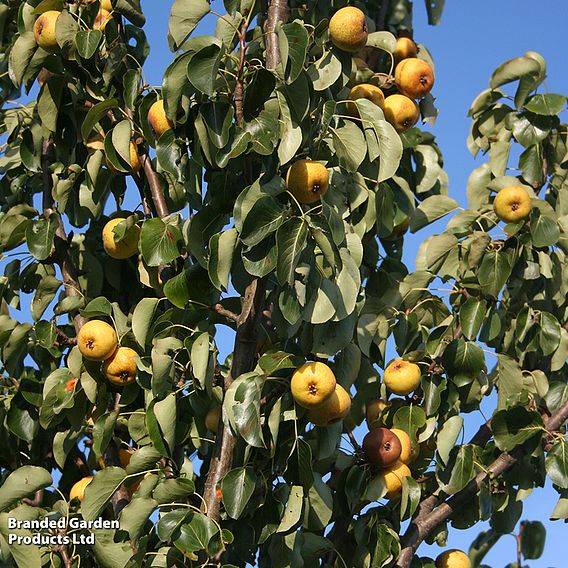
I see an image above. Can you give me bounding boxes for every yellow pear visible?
[101,0,112,10]
[347,84,385,116]
[394,37,417,64]
[33,11,60,53]
[205,405,222,433]
[102,218,140,259]
[435,549,471,568]
[286,159,329,204]
[383,359,421,396]
[390,428,418,464]
[380,461,412,499]
[395,58,435,99]
[106,141,141,174]
[291,361,336,408]
[103,346,139,386]
[69,476,93,503]
[366,399,387,428]
[77,320,118,361]
[148,100,174,138]
[383,94,420,133]
[492,186,532,223]
[329,7,368,52]
[307,385,352,426]
[93,9,112,30]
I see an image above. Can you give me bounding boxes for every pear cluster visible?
[290,362,351,426]
[77,320,138,387]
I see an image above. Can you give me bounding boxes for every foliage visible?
[0,0,565,567]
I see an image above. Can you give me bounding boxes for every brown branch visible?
[210,304,239,323]
[58,544,72,568]
[202,277,267,521]
[139,151,169,219]
[395,398,568,568]
[234,16,249,126]
[264,0,288,70]
[42,139,87,333]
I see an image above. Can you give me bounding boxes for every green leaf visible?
[425,0,445,25]
[190,332,210,388]
[240,196,288,247]
[539,312,561,356]
[208,229,237,291]
[277,485,304,533]
[168,0,211,51]
[220,467,256,519]
[75,30,102,59]
[524,94,567,115]
[490,54,543,109]
[92,411,119,459]
[81,296,113,318]
[188,43,222,96]
[140,218,183,266]
[9,32,37,87]
[119,496,158,542]
[330,121,367,172]
[278,22,309,83]
[25,216,58,261]
[492,407,544,452]
[459,298,487,341]
[365,31,397,52]
[393,405,426,439]
[478,250,512,297]
[174,513,221,556]
[114,0,145,27]
[530,212,560,248]
[276,217,308,286]
[520,520,546,559]
[82,467,127,520]
[496,354,524,410]
[200,102,233,148]
[400,475,421,521]
[436,415,463,466]
[546,440,568,489]
[437,444,475,494]
[132,298,160,348]
[307,51,342,91]
[0,467,52,512]
[81,98,118,141]
[37,76,63,132]
[410,195,459,233]
[153,478,195,504]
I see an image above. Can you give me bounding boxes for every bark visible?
[202,278,267,520]
[139,150,170,219]
[395,398,568,567]
[263,0,288,70]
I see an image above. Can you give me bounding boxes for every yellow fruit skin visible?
[101,0,112,10]
[384,359,421,396]
[329,7,368,52]
[308,384,352,426]
[77,320,118,361]
[381,461,411,498]
[70,476,93,502]
[435,549,471,568]
[286,159,329,204]
[33,11,60,53]
[383,94,420,133]
[102,218,140,259]
[390,428,417,464]
[148,100,174,138]
[103,346,138,386]
[493,185,532,223]
[205,406,222,433]
[394,37,418,64]
[395,58,435,99]
[291,361,336,408]
[347,84,385,116]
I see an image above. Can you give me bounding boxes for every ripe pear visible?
[77,320,118,361]
[366,398,387,428]
[362,427,402,468]
[93,9,112,30]
[329,6,368,52]
[102,218,140,259]
[384,359,421,396]
[492,185,532,223]
[291,361,336,408]
[390,428,418,464]
[286,159,329,204]
[101,0,112,10]
[33,11,60,53]
[307,384,351,426]
[380,460,412,499]
[103,346,138,386]
[69,476,93,503]
[395,58,435,99]
[394,37,417,64]
[148,100,174,138]
[435,549,471,568]
[383,94,420,133]
[347,84,385,116]
[205,405,222,433]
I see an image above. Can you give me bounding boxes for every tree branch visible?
[264,0,288,70]
[202,278,267,521]
[234,15,249,126]
[395,398,568,567]
[41,139,87,333]
[210,303,239,323]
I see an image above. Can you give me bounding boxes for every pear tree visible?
[0,1,566,567]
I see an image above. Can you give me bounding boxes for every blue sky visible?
[141,1,566,565]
